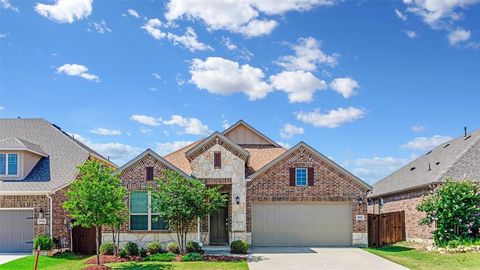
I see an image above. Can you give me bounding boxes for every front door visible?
[210,206,228,244]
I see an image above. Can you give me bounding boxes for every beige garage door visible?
[0,209,34,252]
[252,203,352,246]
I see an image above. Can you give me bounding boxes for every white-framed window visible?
[295,168,307,186]
[0,153,19,176]
[129,191,168,231]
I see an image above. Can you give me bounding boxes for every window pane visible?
[130,215,148,230]
[8,154,17,175]
[296,168,307,186]
[151,215,168,230]
[0,154,5,174]
[130,192,148,213]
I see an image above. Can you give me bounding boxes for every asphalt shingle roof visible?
[369,129,480,198]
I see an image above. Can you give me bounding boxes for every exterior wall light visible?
[235,196,240,205]
[357,197,364,206]
[39,208,45,219]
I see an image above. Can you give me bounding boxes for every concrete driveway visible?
[0,253,29,265]
[248,247,408,270]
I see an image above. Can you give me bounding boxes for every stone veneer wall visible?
[368,188,435,242]
[247,145,369,246]
[191,144,247,243]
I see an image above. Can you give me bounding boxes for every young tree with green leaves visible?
[63,160,127,265]
[417,179,480,246]
[151,170,227,254]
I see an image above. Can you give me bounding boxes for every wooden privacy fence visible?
[368,211,405,247]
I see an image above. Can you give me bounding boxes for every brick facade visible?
[368,187,435,241]
[247,145,369,234]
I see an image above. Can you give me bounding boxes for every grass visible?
[0,253,248,270]
[364,242,480,270]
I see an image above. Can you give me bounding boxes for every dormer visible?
[0,137,48,181]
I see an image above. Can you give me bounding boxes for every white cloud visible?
[90,128,121,136]
[130,115,162,126]
[0,33,9,38]
[142,19,212,52]
[127,8,140,18]
[190,57,272,100]
[277,141,291,149]
[296,107,366,128]
[346,157,411,183]
[411,125,426,132]
[35,0,92,23]
[395,8,407,21]
[447,28,471,45]
[329,77,359,98]
[401,135,452,150]
[155,140,194,156]
[280,124,304,139]
[404,30,418,38]
[0,106,4,110]
[277,37,339,72]
[56,64,99,82]
[163,115,211,135]
[92,20,111,34]
[222,37,237,50]
[270,70,326,103]
[1,0,18,12]
[140,127,153,134]
[164,0,332,37]
[152,73,161,79]
[221,37,254,61]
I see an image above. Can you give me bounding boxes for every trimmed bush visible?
[182,252,203,262]
[144,252,176,262]
[186,241,201,253]
[119,249,127,258]
[167,242,179,254]
[146,242,163,255]
[99,242,115,255]
[33,235,54,251]
[124,241,139,256]
[139,247,147,258]
[230,240,249,254]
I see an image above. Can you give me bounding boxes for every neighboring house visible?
[107,120,371,247]
[368,129,480,243]
[0,118,115,253]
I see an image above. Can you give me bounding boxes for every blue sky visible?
[1,0,479,184]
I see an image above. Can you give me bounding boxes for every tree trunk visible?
[111,226,116,255]
[96,226,100,265]
[116,225,120,255]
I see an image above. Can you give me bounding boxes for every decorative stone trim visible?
[186,136,249,162]
[201,178,232,185]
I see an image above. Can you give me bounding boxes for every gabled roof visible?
[248,141,372,190]
[223,120,280,147]
[116,148,189,178]
[0,137,48,157]
[185,132,250,162]
[369,129,480,198]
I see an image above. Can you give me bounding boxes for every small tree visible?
[63,160,127,265]
[151,170,227,254]
[417,179,480,246]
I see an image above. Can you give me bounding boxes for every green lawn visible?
[0,253,248,270]
[364,242,480,270]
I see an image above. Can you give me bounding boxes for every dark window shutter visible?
[214,152,221,169]
[289,168,296,186]
[146,167,154,181]
[308,167,314,186]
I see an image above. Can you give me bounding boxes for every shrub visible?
[182,252,203,262]
[99,242,115,255]
[167,242,179,254]
[143,252,176,262]
[139,247,147,258]
[118,249,127,258]
[146,242,163,254]
[186,241,201,253]
[123,242,139,256]
[230,240,249,254]
[33,235,54,251]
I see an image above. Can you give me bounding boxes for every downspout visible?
[46,193,53,240]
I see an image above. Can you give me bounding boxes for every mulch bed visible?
[203,255,246,262]
[83,265,111,270]
[85,255,133,264]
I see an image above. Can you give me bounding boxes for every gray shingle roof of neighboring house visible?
[369,128,480,198]
[0,118,112,194]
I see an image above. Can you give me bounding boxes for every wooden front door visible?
[72,226,98,254]
[210,206,228,244]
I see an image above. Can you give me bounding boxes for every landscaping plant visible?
[33,235,54,251]
[230,240,249,254]
[99,242,115,255]
[417,179,480,246]
[143,252,176,262]
[146,242,163,254]
[182,252,203,262]
[123,242,139,256]
[167,242,180,254]
[186,241,202,253]
[139,247,148,258]
[151,170,227,253]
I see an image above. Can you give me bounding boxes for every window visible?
[295,168,307,186]
[146,167,154,181]
[0,153,19,176]
[129,191,168,231]
[214,152,221,169]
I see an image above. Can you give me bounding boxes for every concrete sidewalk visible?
[0,253,29,265]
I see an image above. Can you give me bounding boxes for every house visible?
[368,128,480,243]
[0,118,115,253]
[107,120,371,247]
